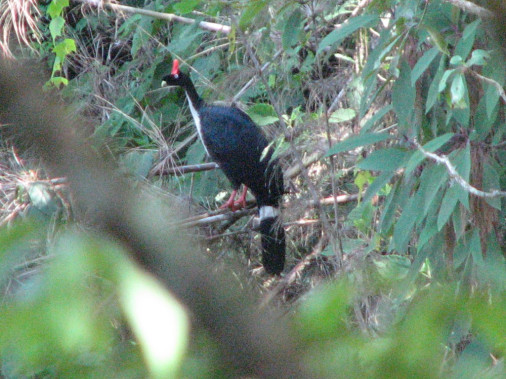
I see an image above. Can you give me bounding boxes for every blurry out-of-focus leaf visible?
[118,264,189,379]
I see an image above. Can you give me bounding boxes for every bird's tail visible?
[259,206,285,275]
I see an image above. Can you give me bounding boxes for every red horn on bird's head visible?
[171,59,180,75]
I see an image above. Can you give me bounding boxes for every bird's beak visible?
[161,80,168,87]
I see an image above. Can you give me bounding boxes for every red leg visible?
[234,186,248,209]
[220,189,238,211]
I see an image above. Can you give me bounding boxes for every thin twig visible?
[443,0,494,18]
[78,0,231,34]
[413,140,506,198]
[466,68,506,104]
[156,162,219,176]
[233,49,283,102]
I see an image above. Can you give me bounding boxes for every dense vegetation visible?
[0,0,504,378]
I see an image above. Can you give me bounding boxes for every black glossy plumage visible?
[162,59,285,275]
[198,105,283,207]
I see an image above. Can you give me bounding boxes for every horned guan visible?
[162,59,285,275]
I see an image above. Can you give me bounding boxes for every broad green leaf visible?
[405,133,454,175]
[426,55,446,113]
[360,104,392,132]
[466,49,490,67]
[173,0,200,14]
[425,26,450,55]
[282,9,304,50]
[438,68,456,92]
[423,164,448,214]
[417,216,438,252]
[239,0,268,30]
[49,17,65,40]
[357,148,411,172]
[449,56,463,65]
[393,193,420,253]
[483,163,501,210]
[450,73,466,105]
[119,264,189,379]
[372,255,411,281]
[329,108,356,123]
[454,19,480,60]
[484,52,505,117]
[317,14,378,54]
[52,38,76,60]
[411,47,439,85]
[437,185,459,231]
[379,181,400,234]
[469,229,483,266]
[362,171,394,205]
[47,0,69,18]
[247,103,278,126]
[325,132,391,156]
[392,60,415,126]
[452,79,470,126]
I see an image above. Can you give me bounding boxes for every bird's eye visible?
[174,74,179,79]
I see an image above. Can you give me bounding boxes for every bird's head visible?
[161,59,189,87]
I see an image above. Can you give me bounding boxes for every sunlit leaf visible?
[357,148,411,172]
[326,132,391,156]
[247,103,278,126]
[329,108,356,123]
[317,14,378,54]
[411,47,439,85]
[119,265,189,379]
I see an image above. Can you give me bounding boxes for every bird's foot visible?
[220,190,238,211]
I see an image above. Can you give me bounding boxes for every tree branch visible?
[443,0,494,18]
[78,0,231,34]
[413,140,506,198]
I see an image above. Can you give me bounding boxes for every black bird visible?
[162,59,285,275]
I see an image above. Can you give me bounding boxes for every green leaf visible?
[405,133,454,175]
[423,163,448,215]
[357,148,411,172]
[411,47,439,85]
[329,108,356,123]
[119,264,189,379]
[425,26,450,55]
[362,171,394,205]
[173,0,201,14]
[282,9,304,50]
[47,0,69,19]
[484,52,505,117]
[325,132,391,156]
[438,68,456,93]
[483,163,501,210]
[449,56,463,65]
[454,19,480,60]
[437,185,459,231]
[239,0,268,30]
[373,254,411,281]
[317,14,378,54]
[426,55,446,113]
[393,193,420,253]
[52,38,76,60]
[49,16,65,40]
[466,49,490,67]
[392,60,415,126]
[246,103,278,126]
[450,73,466,105]
[360,104,393,132]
